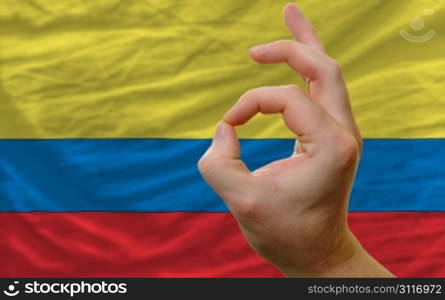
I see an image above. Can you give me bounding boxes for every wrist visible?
[280,229,394,278]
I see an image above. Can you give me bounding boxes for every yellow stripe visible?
[1,0,444,138]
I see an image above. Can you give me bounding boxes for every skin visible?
[198,3,394,277]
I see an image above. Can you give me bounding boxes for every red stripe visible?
[348,212,445,278]
[1,212,444,277]
[0,212,281,277]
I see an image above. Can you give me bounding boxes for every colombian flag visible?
[1,0,444,277]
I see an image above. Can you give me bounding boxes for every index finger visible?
[223,85,329,146]
[249,41,358,139]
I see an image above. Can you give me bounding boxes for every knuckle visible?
[332,132,360,171]
[325,58,342,77]
[227,189,262,221]
[277,39,297,53]
[285,84,303,95]
[284,84,306,101]
[231,195,260,221]
[197,154,216,177]
[241,88,261,101]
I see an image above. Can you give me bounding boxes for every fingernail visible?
[288,2,300,10]
[286,3,301,16]
[249,45,264,55]
[214,122,227,142]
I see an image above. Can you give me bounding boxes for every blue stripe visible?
[0,139,444,212]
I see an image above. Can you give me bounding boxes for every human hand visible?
[198,3,393,277]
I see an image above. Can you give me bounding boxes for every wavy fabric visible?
[1,0,444,138]
[1,0,445,278]
[0,139,444,212]
[2,212,445,278]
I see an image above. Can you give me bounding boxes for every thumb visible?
[198,122,252,200]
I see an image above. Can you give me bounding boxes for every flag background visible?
[1,0,444,277]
